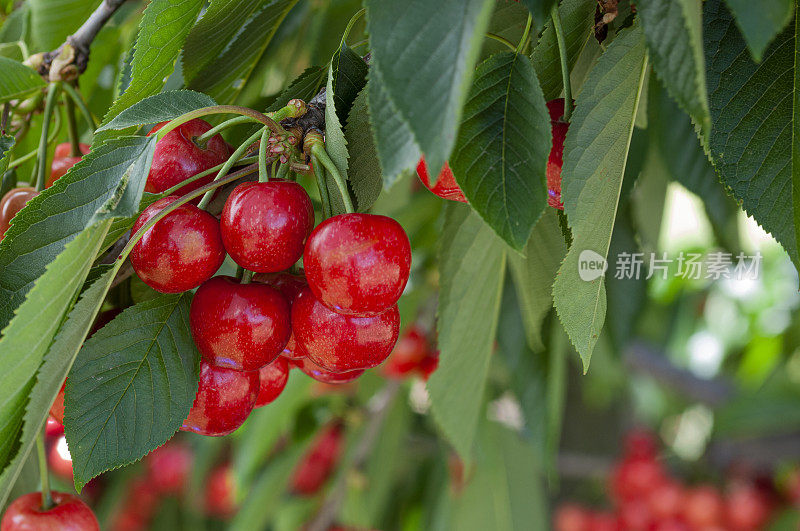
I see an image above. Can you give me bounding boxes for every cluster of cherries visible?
[554,430,783,531]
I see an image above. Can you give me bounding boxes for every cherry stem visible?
[120,164,259,261]
[551,4,573,122]
[35,83,61,192]
[485,33,517,52]
[61,82,97,131]
[516,15,533,54]
[240,269,254,285]
[64,92,81,157]
[36,432,54,511]
[197,128,265,210]
[258,129,269,183]
[275,161,289,181]
[311,155,332,218]
[8,115,65,170]
[155,106,284,141]
[158,156,258,198]
[311,143,353,213]
[195,116,254,145]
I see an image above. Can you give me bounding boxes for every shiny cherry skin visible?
[383,325,431,379]
[290,356,364,384]
[48,435,74,480]
[254,272,308,360]
[290,423,343,496]
[190,276,292,371]
[416,158,467,202]
[547,99,569,210]
[0,187,38,241]
[221,181,315,273]
[146,119,231,196]
[130,196,225,293]
[292,287,400,373]
[1,491,99,531]
[304,213,411,316]
[47,142,91,188]
[145,441,193,495]
[181,361,258,436]
[205,464,237,519]
[255,356,290,407]
[45,417,64,438]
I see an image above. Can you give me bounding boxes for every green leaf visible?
[28,0,96,51]
[531,0,596,101]
[323,61,351,215]
[344,88,382,212]
[481,1,530,60]
[450,51,550,251]
[724,0,794,61]
[704,0,800,266]
[265,66,327,112]
[0,136,156,330]
[427,204,506,460]
[365,0,494,179]
[65,294,201,490]
[638,0,711,139]
[518,0,558,31]
[0,135,14,175]
[186,0,298,104]
[552,24,648,369]
[0,57,45,103]
[97,90,218,132]
[508,210,566,352]
[330,43,368,125]
[104,0,205,121]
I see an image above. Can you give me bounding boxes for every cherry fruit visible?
[146,119,231,196]
[682,485,724,528]
[292,287,400,373]
[130,196,225,293]
[255,356,290,406]
[47,142,90,188]
[0,187,37,241]
[416,158,467,202]
[547,99,569,210]
[145,442,193,495]
[204,465,237,519]
[181,361,258,436]
[304,213,411,316]
[1,491,99,531]
[254,272,308,360]
[290,423,343,496]
[190,276,292,371]
[49,382,66,425]
[221,181,314,273]
[291,356,364,384]
[383,325,431,379]
[48,435,74,480]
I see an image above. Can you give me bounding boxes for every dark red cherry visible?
[47,142,91,188]
[130,196,225,293]
[1,491,99,531]
[181,361,258,436]
[290,356,363,384]
[416,158,467,202]
[221,181,315,273]
[290,423,343,496]
[547,99,569,210]
[146,119,232,196]
[190,276,292,371]
[382,325,431,379]
[303,213,411,316]
[45,417,64,438]
[145,441,193,495]
[292,287,400,373]
[0,187,38,241]
[254,272,308,360]
[255,356,290,406]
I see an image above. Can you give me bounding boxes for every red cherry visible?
[382,325,431,379]
[304,213,411,316]
[290,423,343,496]
[181,361,258,436]
[146,119,231,196]
[291,356,364,384]
[553,504,591,531]
[609,456,665,502]
[190,276,291,371]
[623,428,658,460]
[1,491,99,531]
[254,272,309,360]
[47,142,91,188]
[130,196,225,293]
[47,435,74,480]
[110,477,159,531]
[49,382,66,425]
[255,357,290,406]
[617,499,652,530]
[682,485,724,527]
[204,465,237,519]
[292,287,400,373]
[0,187,38,241]
[145,441,193,495]
[546,98,569,210]
[221,181,315,273]
[45,417,64,438]
[418,351,440,380]
[725,483,773,530]
[646,480,684,520]
[587,512,620,531]
[650,520,689,531]
[415,158,467,202]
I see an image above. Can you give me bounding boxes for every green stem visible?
[275,162,289,181]
[267,102,307,123]
[64,93,81,157]
[258,129,269,183]
[197,128,265,210]
[158,156,257,198]
[311,144,353,213]
[312,155,332,219]
[9,115,65,170]
[61,82,97,131]
[240,269,254,284]
[516,15,533,54]
[550,4,573,122]
[341,8,366,46]
[156,106,283,141]
[35,83,61,192]
[195,116,255,145]
[485,33,517,52]
[36,433,53,511]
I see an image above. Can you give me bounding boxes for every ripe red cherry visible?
[146,119,231,196]
[47,142,91,188]
[725,483,772,530]
[0,187,38,241]
[609,456,665,502]
[254,272,308,360]
[49,382,66,425]
[181,361,258,436]
[204,465,237,518]
[221,181,315,272]
[623,428,658,460]
[588,512,620,531]
[547,98,569,210]
[290,423,343,496]
[647,480,684,520]
[292,287,400,373]
[45,417,64,438]
[415,158,467,202]
[130,196,225,293]
[291,356,364,384]
[304,213,411,316]
[1,491,99,531]
[418,351,440,380]
[255,356,290,406]
[383,325,431,379]
[145,442,193,495]
[682,485,724,527]
[190,276,291,371]
[48,435,74,480]
[553,504,591,531]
